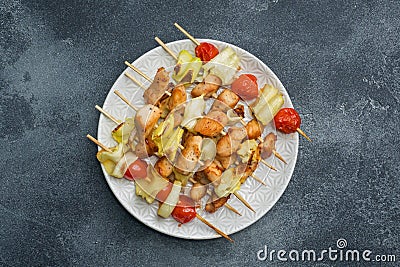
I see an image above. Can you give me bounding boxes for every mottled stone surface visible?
[1,0,399,266]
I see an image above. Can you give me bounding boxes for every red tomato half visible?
[171,195,196,224]
[231,74,259,100]
[124,159,148,180]
[274,108,301,134]
[195,42,219,62]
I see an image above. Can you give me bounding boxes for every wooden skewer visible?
[189,178,241,216]
[86,134,112,152]
[196,214,233,242]
[95,105,121,124]
[250,173,266,186]
[224,203,241,216]
[174,22,200,46]
[272,149,287,164]
[124,72,146,89]
[124,61,152,82]
[297,128,312,142]
[261,159,277,171]
[100,95,184,150]
[233,192,255,213]
[124,63,171,96]
[155,36,178,61]
[234,160,267,187]
[114,90,138,111]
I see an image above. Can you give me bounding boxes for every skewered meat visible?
[233,105,245,118]
[194,109,228,137]
[205,192,230,213]
[134,105,162,140]
[203,160,224,185]
[155,156,173,178]
[216,154,237,169]
[216,127,247,157]
[172,105,185,128]
[212,89,240,111]
[193,171,209,185]
[236,144,261,184]
[191,74,222,98]
[175,135,202,174]
[190,183,207,202]
[181,95,206,131]
[143,67,174,105]
[168,84,187,110]
[245,119,263,140]
[135,137,157,158]
[259,133,277,159]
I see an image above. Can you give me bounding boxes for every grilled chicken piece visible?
[193,171,210,185]
[191,74,222,98]
[135,137,158,158]
[168,84,187,110]
[194,110,228,137]
[216,154,237,169]
[172,105,185,127]
[154,156,173,178]
[134,105,162,140]
[233,105,245,118]
[143,67,173,105]
[236,145,261,184]
[175,135,202,174]
[204,160,224,186]
[259,133,277,159]
[212,89,240,111]
[216,127,247,157]
[182,130,195,146]
[245,119,263,140]
[190,183,207,202]
[205,192,230,213]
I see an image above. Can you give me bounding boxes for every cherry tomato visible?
[124,159,148,180]
[274,108,301,134]
[156,183,173,203]
[195,42,219,62]
[231,74,259,100]
[171,195,196,224]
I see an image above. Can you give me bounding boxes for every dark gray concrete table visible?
[1,1,399,266]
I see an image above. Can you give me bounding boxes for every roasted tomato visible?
[195,42,219,62]
[171,195,196,224]
[231,74,258,100]
[124,159,148,180]
[274,108,301,134]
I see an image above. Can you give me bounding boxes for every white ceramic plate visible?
[97,39,298,239]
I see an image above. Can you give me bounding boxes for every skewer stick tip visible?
[86,134,112,152]
[273,150,287,165]
[233,192,255,213]
[173,22,200,46]
[114,90,138,111]
[154,36,178,61]
[195,213,234,243]
[95,105,120,124]
[251,174,267,186]
[260,159,277,171]
[225,203,242,216]
[296,128,312,142]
